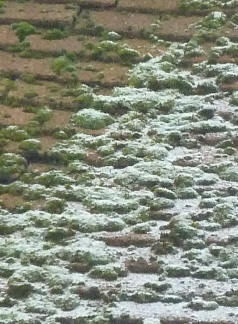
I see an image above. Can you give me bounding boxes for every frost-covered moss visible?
[43,197,66,214]
[184,40,205,58]
[8,274,33,298]
[180,0,237,11]
[89,263,127,281]
[129,58,194,94]
[1,6,238,321]
[209,38,238,62]
[93,87,175,113]
[194,62,238,84]
[57,238,115,265]
[36,170,74,187]
[73,108,114,130]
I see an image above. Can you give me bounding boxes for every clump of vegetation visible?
[43,197,66,214]
[230,91,238,106]
[196,11,226,30]
[12,21,36,42]
[51,55,77,76]
[184,39,205,57]
[180,0,218,11]
[86,40,140,65]
[73,108,114,130]
[78,18,106,37]
[0,78,17,101]
[0,153,27,183]
[20,74,37,84]
[8,275,33,298]
[231,13,238,25]
[42,28,67,40]
[33,107,52,125]
[1,126,28,142]
[0,0,6,14]
[19,139,41,159]
[180,0,237,11]
[9,40,31,54]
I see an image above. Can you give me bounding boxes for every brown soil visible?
[0,50,54,78]
[75,285,101,299]
[100,233,156,247]
[0,193,25,210]
[29,35,165,59]
[155,16,200,41]
[125,258,160,273]
[28,162,53,173]
[43,110,73,130]
[10,80,77,110]
[0,26,166,61]
[218,55,238,64]
[4,141,20,154]
[121,38,166,57]
[39,135,58,152]
[79,0,115,7]
[1,2,74,25]
[87,10,157,36]
[0,51,128,86]
[85,149,103,166]
[0,26,18,46]
[78,127,106,135]
[118,0,180,13]
[28,34,93,54]
[0,105,34,126]
[69,262,91,273]
[220,81,238,91]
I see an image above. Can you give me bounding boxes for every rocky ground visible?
[0,0,238,323]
